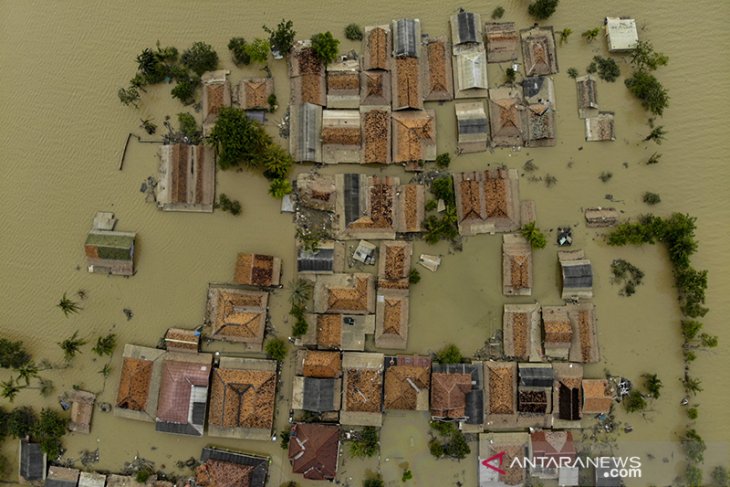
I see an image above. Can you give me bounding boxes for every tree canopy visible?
[208,107,272,170]
[311,32,340,64]
[263,19,296,55]
[528,0,559,20]
[181,41,219,76]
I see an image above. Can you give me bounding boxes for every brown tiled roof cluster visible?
[210,289,266,341]
[395,57,419,108]
[363,109,389,163]
[488,365,515,415]
[384,364,430,410]
[393,114,434,162]
[577,309,592,362]
[116,358,153,411]
[321,127,361,145]
[243,80,269,109]
[289,423,339,480]
[430,372,472,418]
[327,276,370,312]
[510,255,529,289]
[328,73,359,91]
[345,368,383,412]
[206,84,225,117]
[426,41,448,93]
[157,360,210,423]
[485,176,508,217]
[317,314,342,348]
[208,368,276,430]
[367,28,389,70]
[303,351,342,378]
[545,319,572,344]
[511,312,528,359]
[459,179,485,221]
[195,460,254,487]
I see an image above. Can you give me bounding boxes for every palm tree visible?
[92,334,117,357]
[57,293,81,317]
[682,376,703,396]
[558,28,573,45]
[289,279,314,308]
[99,363,113,378]
[582,27,601,43]
[58,331,87,362]
[37,378,55,397]
[644,126,667,144]
[1,379,23,402]
[15,362,39,386]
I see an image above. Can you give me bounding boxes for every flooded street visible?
[1,0,728,485]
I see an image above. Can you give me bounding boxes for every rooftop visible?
[363,25,391,71]
[205,285,268,348]
[582,379,614,414]
[487,362,516,415]
[301,350,342,378]
[197,447,269,487]
[289,423,340,480]
[485,22,519,63]
[520,26,558,76]
[392,110,436,163]
[392,57,422,110]
[502,233,532,296]
[384,356,431,410]
[240,78,274,110]
[234,253,282,287]
[423,38,453,101]
[314,273,375,314]
[375,290,409,350]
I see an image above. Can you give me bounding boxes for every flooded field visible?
[1,0,728,485]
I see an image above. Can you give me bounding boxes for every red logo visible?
[481,451,507,475]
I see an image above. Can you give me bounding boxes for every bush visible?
[436,344,462,364]
[217,194,242,215]
[430,420,457,436]
[625,70,669,116]
[687,407,699,420]
[135,467,153,483]
[265,338,287,362]
[269,178,293,199]
[623,389,646,412]
[528,0,559,20]
[345,23,363,41]
[711,466,728,487]
[118,86,141,107]
[409,268,421,284]
[423,209,458,244]
[181,41,218,76]
[491,7,505,19]
[245,38,270,64]
[0,338,31,369]
[311,32,340,64]
[178,112,201,143]
[642,373,662,399]
[686,464,703,487]
[630,40,669,71]
[364,475,384,487]
[350,426,379,458]
[444,430,471,459]
[292,316,308,337]
[171,75,199,105]
[425,199,438,212]
[429,438,445,458]
[228,37,251,65]
[592,56,620,82]
[263,19,296,55]
[681,429,706,463]
[643,192,661,205]
[261,143,293,180]
[505,67,516,84]
[567,67,579,79]
[267,93,278,113]
[430,176,454,205]
[581,27,601,43]
[520,222,547,249]
[435,153,450,168]
[402,468,413,482]
[209,107,271,170]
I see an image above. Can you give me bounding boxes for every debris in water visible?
[123,308,133,321]
[605,194,614,201]
[557,227,573,246]
[99,402,112,413]
[80,448,100,466]
[139,182,147,193]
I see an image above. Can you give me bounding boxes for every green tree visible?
[642,373,663,399]
[402,469,413,482]
[261,143,293,180]
[687,407,698,420]
[245,38,270,64]
[646,152,662,165]
[0,338,31,369]
[363,475,384,487]
[491,7,505,20]
[528,0,559,20]
[429,437,445,458]
[228,37,251,65]
[644,125,667,144]
[269,178,293,198]
[181,42,218,76]
[350,426,379,458]
[8,406,36,438]
[558,28,572,45]
[430,176,455,205]
[217,194,242,215]
[311,32,340,64]
[436,344,462,364]
[581,27,601,43]
[435,153,451,168]
[292,317,308,338]
[409,268,421,284]
[178,112,201,143]
[118,86,141,107]
[623,389,646,412]
[267,93,278,112]
[265,338,287,362]
[711,466,729,487]
[0,407,9,441]
[58,292,81,317]
[567,67,579,79]
[592,56,620,82]
[505,67,516,84]
[625,70,669,116]
[630,40,669,71]
[686,464,703,487]
[15,362,39,386]
[171,75,199,105]
[290,279,314,308]
[92,334,117,357]
[444,430,471,459]
[520,222,547,249]
[1,379,23,402]
[58,331,86,362]
[263,19,296,55]
[682,376,703,396]
[345,24,364,41]
[643,192,661,205]
[33,408,68,458]
[681,429,706,463]
[208,107,272,170]
[280,430,291,450]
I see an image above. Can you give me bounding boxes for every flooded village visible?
[1,1,729,487]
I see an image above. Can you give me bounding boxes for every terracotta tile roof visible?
[493,98,522,135]
[289,423,339,480]
[394,57,420,109]
[430,372,472,418]
[511,312,529,359]
[510,255,530,289]
[392,112,435,163]
[384,364,430,410]
[234,253,280,287]
[367,28,389,70]
[303,351,342,378]
[362,109,389,163]
[348,180,396,230]
[116,358,153,411]
[170,144,188,203]
[321,127,361,145]
[345,368,383,412]
[316,314,342,348]
[326,276,371,312]
[382,298,405,335]
[327,72,359,92]
[196,460,254,487]
[459,179,486,222]
[208,288,267,344]
[208,368,276,430]
[576,309,593,362]
[425,40,450,98]
[545,320,573,344]
[400,184,421,231]
[206,84,225,118]
[164,328,200,352]
[364,71,386,98]
[582,379,613,413]
[488,364,515,415]
[531,430,576,459]
[485,172,509,218]
[242,79,271,110]
[384,245,407,280]
[156,359,211,424]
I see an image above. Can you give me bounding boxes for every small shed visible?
[485,22,519,63]
[68,389,95,434]
[584,207,620,227]
[45,466,79,487]
[289,102,323,163]
[605,17,639,52]
[559,250,593,299]
[576,75,599,119]
[84,230,136,276]
[450,10,482,46]
[392,57,423,110]
[422,38,454,101]
[452,44,489,99]
[488,86,525,147]
[326,59,360,108]
[520,26,558,76]
[164,327,200,353]
[322,109,362,164]
[392,19,421,58]
[78,472,107,487]
[363,25,391,71]
[361,106,392,164]
[391,110,436,164]
[234,253,282,287]
[585,112,616,141]
[19,439,46,482]
[455,102,488,153]
[239,78,274,111]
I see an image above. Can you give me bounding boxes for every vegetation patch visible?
[610,259,644,296]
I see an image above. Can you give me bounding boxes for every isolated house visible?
[488,86,525,147]
[431,362,484,429]
[502,234,532,296]
[479,432,529,487]
[576,75,599,119]
[84,229,136,276]
[155,352,213,436]
[289,41,326,106]
[288,423,340,481]
[375,289,409,349]
[485,22,519,63]
[322,109,362,164]
[455,102,489,153]
[156,143,216,212]
[503,303,542,361]
[327,59,360,108]
[559,250,593,299]
[520,26,558,76]
[205,285,268,350]
[313,273,375,314]
[582,379,614,415]
[453,168,521,236]
[68,389,95,434]
[383,355,431,410]
[196,447,269,487]
[114,344,165,422]
[289,102,323,163]
[585,112,616,141]
[45,466,79,487]
[239,78,274,110]
[422,38,453,101]
[584,207,619,228]
[391,110,436,164]
[202,70,231,129]
[605,17,639,52]
[341,352,384,426]
[234,253,282,287]
[207,357,277,441]
[19,439,46,482]
[362,25,391,71]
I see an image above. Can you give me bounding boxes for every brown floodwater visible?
[1,0,729,485]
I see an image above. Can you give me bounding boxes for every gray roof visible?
[45,480,76,487]
[562,263,593,288]
[302,377,337,412]
[522,76,546,98]
[20,440,45,481]
[155,421,202,436]
[464,389,484,424]
[201,447,269,487]
[393,19,418,57]
[298,248,334,272]
[455,11,479,44]
[518,366,554,388]
[343,173,361,225]
[458,118,488,134]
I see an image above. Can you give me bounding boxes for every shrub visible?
[292,316,308,338]
[245,38,270,64]
[429,438,445,458]
[436,344,462,364]
[364,475,384,487]
[642,373,663,399]
[430,420,456,436]
[592,56,620,82]
[687,407,699,420]
[228,37,251,65]
[178,112,201,143]
[425,200,438,212]
[118,86,141,107]
[181,41,218,76]
[711,466,728,487]
[402,469,413,482]
[528,0,559,20]
[520,222,547,249]
[171,76,198,105]
[623,389,646,412]
[265,338,287,362]
[350,426,379,458]
[630,40,669,71]
[643,192,661,205]
[567,67,579,79]
[217,194,242,215]
[269,178,293,199]
[681,429,706,463]
[263,19,296,55]
[491,7,505,19]
[261,143,293,180]
[135,467,153,483]
[444,430,471,459]
[267,93,278,113]
[409,268,421,284]
[345,23,363,41]
[435,153,451,168]
[505,67,516,84]
[625,70,669,116]
[581,27,600,43]
[311,32,339,64]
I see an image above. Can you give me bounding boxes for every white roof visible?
[605,17,638,52]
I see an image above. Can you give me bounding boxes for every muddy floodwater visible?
[1,1,729,485]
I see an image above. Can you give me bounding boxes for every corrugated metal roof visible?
[299,103,322,161]
[519,366,554,388]
[465,389,484,424]
[298,249,334,272]
[393,19,418,57]
[454,11,479,44]
[302,377,336,412]
[458,119,488,134]
[563,264,593,288]
[344,174,361,225]
[455,48,488,91]
[20,440,45,481]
